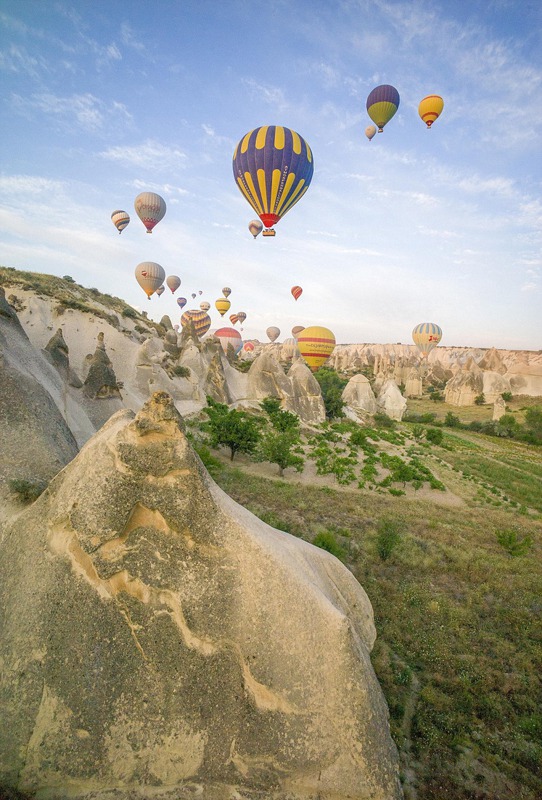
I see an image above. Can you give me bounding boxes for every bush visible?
[9,478,47,503]
[374,413,396,429]
[62,275,75,283]
[426,427,444,445]
[314,367,347,419]
[444,412,462,428]
[121,307,138,318]
[474,393,486,405]
[171,365,190,378]
[313,530,346,560]
[376,518,401,560]
[496,528,533,557]
[501,391,513,402]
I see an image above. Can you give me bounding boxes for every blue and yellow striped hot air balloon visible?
[366,85,400,133]
[412,322,442,357]
[232,126,314,235]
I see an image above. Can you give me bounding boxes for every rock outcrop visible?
[0,393,402,799]
[376,379,407,421]
[445,358,484,406]
[43,328,83,388]
[342,374,378,415]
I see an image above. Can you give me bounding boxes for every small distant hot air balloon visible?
[214,327,243,355]
[215,297,231,316]
[166,275,181,293]
[200,301,211,312]
[365,125,377,142]
[156,285,165,297]
[222,287,231,298]
[366,85,400,132]
[230,313,239,326]
[243,341,255,352]
[111,210,130,234]
[266,326,280,342]
[297,325,336,372]
[236,312,247,325]
[292,325,304,340]
[233,126,314,235]
[134,261,165,299]
[191,293,196,300]
[180,309,211,338]
[248,219,263,238]
[418,95,444,128]
[412,322,442,357]
[198,290,203,295]
[134,192,166,234]
[177,297,187,309]
[291,286,303,301]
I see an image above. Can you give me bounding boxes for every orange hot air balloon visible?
[291,285,303,301]
[243,341,255,352]
[418,95,444,128]
[230,313,239,326]
[297,325,336,372]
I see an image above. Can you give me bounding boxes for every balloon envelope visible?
[156,285,165,296]
[418,95,444,128]
[215,297,231,316]
[366,85,400,132]
[365,125,377,142]
[243,341,255,352]
[200,301,211,312]
[134,262,165,298]
[266,326,280,342]
[297,326,336,372]
[236,311,247,324]
[214,326,243,355]
[180,309,211,338]
[177,297,187,309]
[134,192,166,233]
[292,325,304,340]
[291,285,303,301]
[233,126,314,231]
[166,275,181,293]
[412,322,442,357]
[222,287,231,298]
[111,210,130,234]
[229,313,239,325]
[248,219,263,238]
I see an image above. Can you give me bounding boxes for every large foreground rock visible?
[0,392,402,799]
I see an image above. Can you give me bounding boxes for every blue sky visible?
[1,0,541,349]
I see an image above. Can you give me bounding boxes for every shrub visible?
[501,391,513,402]
[426,427,444,445]
[444,412,462,428]
[9,478,47,503]
[376,518,401,560]
[496,529,533,557]
[62,275,75,283]
[474,393,486,405]
[121,307,138,318]
[314,367,347,419]
[171,365,190,378]
[374,413,396,428]
[313,530,346,560]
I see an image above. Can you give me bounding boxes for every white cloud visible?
[101,140,188,172]
[11,92,132,133]
[241,78,289,111]
[130,179,189,197]
[120,22,147,54]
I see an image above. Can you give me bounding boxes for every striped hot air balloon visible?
[229,313,239,326]
[297,326,336,372]
[214,326,243,355]
[180,309,211,338]
[233,126,314,235]
[418,95,444,128]
[412,322,442,357]
[200,301,211,312]
[248,219,263,238]
[215,297,231,316]
[243,341,255,352]
[111,210,130,234]
[134,192,166,233]
[366,85,400,132]
[134,262,165,299]
[222,287,231,298]
[291,286,303,301]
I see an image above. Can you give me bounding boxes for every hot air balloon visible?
[266,326,280,342]
[412,322,442,357]
[134,261,165,299]
[232,126,314,235]
[248,219,263,238]
[236,312,247,325]
[180,309,211,338]
[215,297,231,316]
[156,285,165,297]
[366,85,400,132]
[111,210,130,234]
[200,301,211,312]
[365,125,377,142]
[214,326,243,355]
[191,293,196,300]
[222,287,231,298]
[166,275,181,293]
[134,192,166,234]
[198,290,203,295]
[297,326,336,372]
[243,341,255,352]
[291,286,303,301]
[292,325,304,340]
[418,95,444,128]
[230,313,239,326]
[177,297,187,309]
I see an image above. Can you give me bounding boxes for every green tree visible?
[425,427,444,445]
[444,412,462,428]
[203,397,261,460]
[314,367,347,419]
[474,393,486,405]
[524,406,542,444]
[260,397,300,432]
[258,429,304,476]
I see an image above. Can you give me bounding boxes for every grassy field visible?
[196,415,542,800]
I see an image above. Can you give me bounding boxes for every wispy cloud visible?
[130,179,189,197]
[11,92,132,133]
[241,78,289,111]
[120,22,147,54]
[0,44,49,78]
[101,140,187,171]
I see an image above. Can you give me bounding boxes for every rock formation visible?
[376,379,407,421]
[445,358,484,406]
[404,367,423,398]
[493,395,507,421]
[0,393,402,799]
[83,333,122,400]
[342,374,378,415]
[287,358,326,424]
[43,327,83,388]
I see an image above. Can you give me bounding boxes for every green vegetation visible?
[203,397,261,460]
[8,478,47,503]
[313,529,347,560]
[313,366,347,419]
[171,365,190,378]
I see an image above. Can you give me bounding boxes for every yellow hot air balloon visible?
[418,95,444,128]
[134,261,166,299]
[215,297,231,316]
[297,326,336,372]
[366,85,400,133]
[412,322,442,357]
[365,125,377,142]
